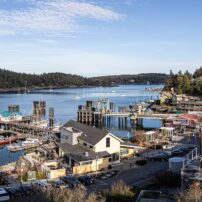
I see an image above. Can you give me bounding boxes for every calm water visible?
[0,144,23,166]
[0,84,163,165]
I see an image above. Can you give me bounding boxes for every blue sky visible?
[0,0,201,76]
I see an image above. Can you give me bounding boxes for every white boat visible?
[73,96,81,100]
[22,138,41,147]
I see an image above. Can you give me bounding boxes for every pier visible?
[0,121,58,141]
[77,99,149,129]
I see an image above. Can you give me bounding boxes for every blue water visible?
[0,84,163,165]
[0,144,23,166]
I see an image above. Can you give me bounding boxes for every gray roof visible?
[63,120,108,146]
[120,142,136,148]
[57,142,110,163]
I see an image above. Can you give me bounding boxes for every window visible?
[112,153,120,161]
[120,149,129,155]
[106,137,110,147]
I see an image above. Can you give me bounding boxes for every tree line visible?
[0,68,167,90]
[164,67,202,96]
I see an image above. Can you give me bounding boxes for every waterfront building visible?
[0,111,23,122]
[58,120,124,174]
[177,101,202,112]
[41,161,66,179]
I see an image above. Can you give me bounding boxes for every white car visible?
[0,188,10,201]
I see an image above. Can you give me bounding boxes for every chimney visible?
[83,152,89,157]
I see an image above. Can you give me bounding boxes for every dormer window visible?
[106,137,110,148]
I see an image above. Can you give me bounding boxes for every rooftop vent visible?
[83,152,89,157]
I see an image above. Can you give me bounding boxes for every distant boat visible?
[111,90,116,93]
[73,96,81,100]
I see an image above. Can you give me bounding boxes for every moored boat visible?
[0,136,17,145]
[22,138,41,147]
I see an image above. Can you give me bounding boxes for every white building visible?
[0,111,23,122]
[58,120,123,174]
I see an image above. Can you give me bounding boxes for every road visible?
[89,161,168,191]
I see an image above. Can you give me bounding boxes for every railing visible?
[183,147,198,169]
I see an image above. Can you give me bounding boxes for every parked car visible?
[21,184,33,195]
[187,145,198,152]
[53,180,68,189]
[32,181,51,190]
[77,176,94,185]
[148,153,169,161]
[171,149,184,157]
[149,144,163,150]
[5,187,23,197]
[61,176,80,188]
[178,147,188,154]
[0,188,10,201]
[160,151,172,158]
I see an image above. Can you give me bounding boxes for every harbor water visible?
[0,84,163,165]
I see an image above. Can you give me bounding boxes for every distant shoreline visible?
[0,83,164,94]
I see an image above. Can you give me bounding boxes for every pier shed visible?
[144,131,156,142]
[160,127,174,140]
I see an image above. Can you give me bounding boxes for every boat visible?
[22,138,41,147]
[73,96,81,100]
[0,136,17,145]
[7,144,39,152]
[7,145,23,152]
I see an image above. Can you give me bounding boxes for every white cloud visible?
[0,0,124,36]
[0,30,15,36]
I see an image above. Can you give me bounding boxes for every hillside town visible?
[0,87,201,202]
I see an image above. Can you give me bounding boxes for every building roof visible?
[160,127,175,131]
[179,114,199,120]
[120,142,136,148]
[0,111,22,118]
[63,120,109,146]
[144,131,156,135]
[57,142,110,163]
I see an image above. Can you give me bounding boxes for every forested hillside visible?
[164,67,202,96]
[0,68,167,91]
[91,73,167,86]
[0,69,90,89]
